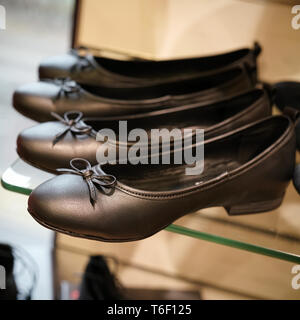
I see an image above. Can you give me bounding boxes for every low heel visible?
[225,197,284,216]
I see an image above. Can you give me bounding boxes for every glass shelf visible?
[2,158,300,264]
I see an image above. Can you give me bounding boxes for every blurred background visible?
[0,0,74,300]
[0,0,74,172]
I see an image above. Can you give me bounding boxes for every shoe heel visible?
[225,196,284,216]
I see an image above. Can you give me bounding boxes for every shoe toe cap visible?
[17,121,98,172]
[13,82,59,122]
[17,122,63,171]
[39,54,78,79]
[27,174,101,237]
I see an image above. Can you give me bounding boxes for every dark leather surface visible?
[27,115,296,242]
[13,67,254,122]
[39,43,261,88]
[17,88,271,173]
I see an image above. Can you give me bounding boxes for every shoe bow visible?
[50,78,81,100]
[51,111,92,145]
[57,158,116,203]
[70,47,93,72]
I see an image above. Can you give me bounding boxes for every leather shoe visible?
[13,67,255,122]
[17,88,271,173]
[27,115,296,242]
[39,43,261,88]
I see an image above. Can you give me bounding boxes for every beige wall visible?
[76,0,300,82]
